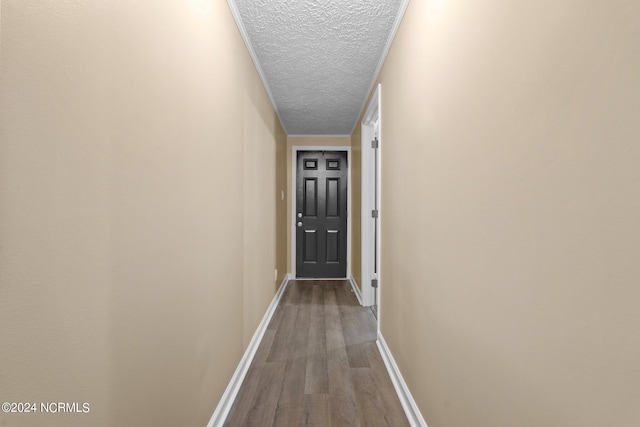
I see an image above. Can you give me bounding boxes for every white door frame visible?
[291,146,352,279]
[361,84,382,309]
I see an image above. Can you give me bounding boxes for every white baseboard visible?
[376,333,428,427]
[206,275,290,427]
[349,275,363,306]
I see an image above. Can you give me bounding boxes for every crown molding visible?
[226,0,290,135]
[349,0,410,135]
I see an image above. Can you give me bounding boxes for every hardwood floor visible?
[225,280,409,427]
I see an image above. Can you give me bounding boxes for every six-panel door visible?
[296,151,348,278]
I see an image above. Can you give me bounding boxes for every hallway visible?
[225,281,409,426]
[2,1,639,426]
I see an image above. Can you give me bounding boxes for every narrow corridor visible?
[225,280,409,426]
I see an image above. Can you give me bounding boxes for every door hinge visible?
[371,138,379,149]
[371,209,379,218]
[371,278,378,288]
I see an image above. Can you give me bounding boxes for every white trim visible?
[361,122,375,307]
[349,0,409,135]
[291,146,352,279]
[207,275,290,427]
[363,85,381,126]
[377,333,428,427]
[361,85,382,310]
[226,0,289,135]
[349,275,363,306]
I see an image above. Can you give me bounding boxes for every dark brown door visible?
[296,151,348,278]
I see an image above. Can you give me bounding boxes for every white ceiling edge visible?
[226,0,290,135]
[349,0,411,136]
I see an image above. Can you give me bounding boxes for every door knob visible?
[297,212,302,218]
[297,222,302,227]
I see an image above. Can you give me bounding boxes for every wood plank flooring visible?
[225,280,409,427]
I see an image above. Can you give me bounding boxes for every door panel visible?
[326,230,340,263]
[296,151,348,278]
[303,230,318,262]
[304,178,318,216]
[326,178,340,217]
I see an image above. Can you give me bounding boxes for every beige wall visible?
[285,136,352,275]
[356,0,640,426]
[275,123,289,296]
[242,75,288,345]
[0,1,285,426]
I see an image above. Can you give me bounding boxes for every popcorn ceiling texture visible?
[233,0,404,135]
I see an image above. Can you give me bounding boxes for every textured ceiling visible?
[230,0,406,135]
